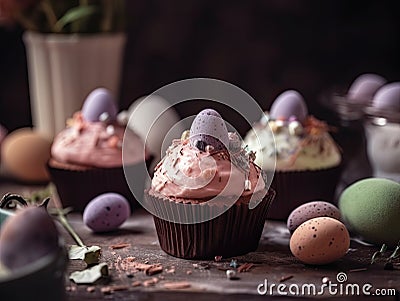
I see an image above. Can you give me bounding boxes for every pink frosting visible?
[51,112,147,168]
[151,138,266,199]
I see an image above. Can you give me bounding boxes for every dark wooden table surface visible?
[1,180,399,301]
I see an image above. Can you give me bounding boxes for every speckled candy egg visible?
[287,201,341,233]
[83,193,131,232]
[270,90,308,123]
[81,88,117,122]
[339,178,400,247]
[290,217,350,265]
[190,109,229,151]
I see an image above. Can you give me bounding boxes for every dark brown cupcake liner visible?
[267,164,343,220]
[146,189,275,259]
[48,158,152,212]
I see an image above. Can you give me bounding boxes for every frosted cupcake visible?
[48,88,151,211]
[244,90,342,219]
[145,109,275,259]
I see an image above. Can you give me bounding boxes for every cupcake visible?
[48,88,151,211]
[244,90,342,220]
[364,82,400,182]
[144,109,275,259]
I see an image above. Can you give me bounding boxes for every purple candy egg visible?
[372,82,400,112]
[287,201,341,233]
[347,73,386,105]
[81,88,117,122]
[83,193,131,233]
[189,109,229,151]
[270,90,308,123]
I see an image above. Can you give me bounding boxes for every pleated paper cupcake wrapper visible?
[267,164,343,220]
[146,189,275,259]
[48,159,152,212]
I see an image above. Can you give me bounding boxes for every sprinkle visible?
[230,260,238,269]
[244,179,251,191]
[99,112,111,122]
[186,270,192,275]
[215,256,222,262]
[106,125,115,136]
[181,130,190,140]
[205,145,214,153]
[226,270,237,280]
[288,121,303,136]
[108,135,120,148]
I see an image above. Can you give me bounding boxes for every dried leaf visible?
[69,245,101,265]
[69,262,108,284]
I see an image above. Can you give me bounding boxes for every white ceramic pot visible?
[23,32,126,138]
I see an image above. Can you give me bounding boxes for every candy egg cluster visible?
[288,201,349,265]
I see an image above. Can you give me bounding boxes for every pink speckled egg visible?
[290,217,350,265]
[83,193,131,232]
[287,201,341,233]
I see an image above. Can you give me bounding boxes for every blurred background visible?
[1,0,399,133]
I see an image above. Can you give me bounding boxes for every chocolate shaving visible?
[86,286,95,293]
[131,281,142,287]
[145,265,163,276]
[237,263,254,273]
[348,268,368,273]
[163,281,191,290]
[101,285,129,294]
[279,275,293,282]
[143,277,159,287]
[110,243,131,249]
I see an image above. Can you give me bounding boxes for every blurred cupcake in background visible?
[364,82,400,182]
[118,94,184,170]
[244,90,342,220]
[48,88,152,211]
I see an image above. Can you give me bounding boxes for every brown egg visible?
[1,128,51,182]
[290,217,350,265]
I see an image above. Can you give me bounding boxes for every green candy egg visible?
[339,178,400,248]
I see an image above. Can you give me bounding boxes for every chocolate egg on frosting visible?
[372,82,400,112]
[81,88,117,122]
[347,73,386,105]
[270,90,308,123]
[190,109,229,151]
